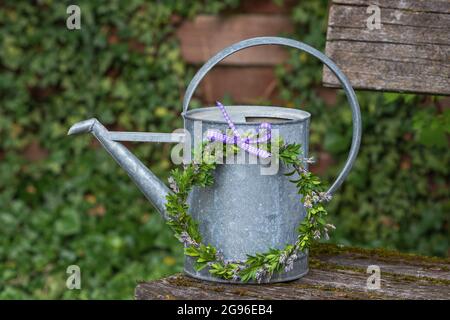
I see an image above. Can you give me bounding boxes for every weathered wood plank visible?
[328,4,450,30]
[135,244,450,300]
[176,14,293,66]
[333,0,450,13]
[323,0,450,95]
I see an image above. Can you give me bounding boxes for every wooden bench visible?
[136,244,450,300]
[136,0,449,300]
[323,0,450,95]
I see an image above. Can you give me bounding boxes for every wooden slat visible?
[135,244,450,300]
[323,0,450,95]
[176,14,293,66]
[333,0,450,13]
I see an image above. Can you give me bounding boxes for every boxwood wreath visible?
[165,135,334,283]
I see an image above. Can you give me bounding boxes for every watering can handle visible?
[182,37,362,196]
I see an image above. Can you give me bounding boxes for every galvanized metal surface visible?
[109,131,185,143]
[184,106,310,282]
[68,37,362,284]
[68,119,171,219]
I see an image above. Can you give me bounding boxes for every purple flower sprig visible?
[206,101,272,159]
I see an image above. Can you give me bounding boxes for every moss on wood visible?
[309,257,450,287]
[286,282,389,300]
[137,243,450,300]
[311,243,450,265]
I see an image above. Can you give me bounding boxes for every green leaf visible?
[55,208,81,236]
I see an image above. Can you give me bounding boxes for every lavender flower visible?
[284,253,298,272]
[179,231,196,247]
[313,230,321,240]
[215,249,225,263]
[284,259,294,272]
[192,163,200,174]
[326,223,336,230]
[303,195,313,208]
[279,252,288,264]
[231,272,241,282]
[312,191,320,204]
[168,176,179,193]
[318,192,332,202]
[296,165,309,174]
[255,268,268,284]
[322,223,335,241]
[303,156,315,164]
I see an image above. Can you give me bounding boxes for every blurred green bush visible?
[0,0,448,299]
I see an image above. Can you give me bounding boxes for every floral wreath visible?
[165,102,333,283]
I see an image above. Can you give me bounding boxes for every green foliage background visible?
[0,0,448,299]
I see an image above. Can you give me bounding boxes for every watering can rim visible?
[182,105,311,126]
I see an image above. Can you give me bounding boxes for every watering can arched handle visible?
[183,37,362,196]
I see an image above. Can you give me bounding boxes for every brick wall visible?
[176,0,296,105]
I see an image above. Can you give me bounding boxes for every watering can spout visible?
[67,118,97,135]
[68,118,171,220]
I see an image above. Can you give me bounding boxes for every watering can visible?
[68,37,361,283]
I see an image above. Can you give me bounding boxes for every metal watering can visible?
[68,37,361,283]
